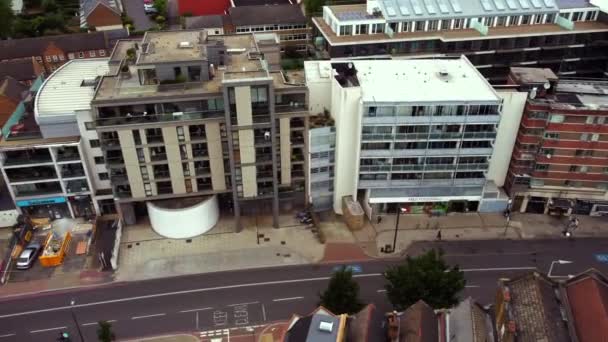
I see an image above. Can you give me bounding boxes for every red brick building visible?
[0,57,45,86]
[80,0,123,30]
[505,67,608,217]
[0,30,128,75]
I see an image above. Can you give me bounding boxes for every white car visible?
[16,242,42,270]
[144,3,158,13]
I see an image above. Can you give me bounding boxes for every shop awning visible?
[368,186,483,204]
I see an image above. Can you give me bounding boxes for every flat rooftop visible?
[313,16,608,45]
[138,31,206,65]
[35,59,109,124]
[317,56,500,103]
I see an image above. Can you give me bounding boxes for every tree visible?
[303,0,325,16]
[384,249,465,310]
[97,320,115,342]
[41,0,58,12]
[318,267,364,314]
[0,0,15,38]
[153,0,167,16]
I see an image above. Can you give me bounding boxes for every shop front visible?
[369,191,482,218]
[16,196,70,219]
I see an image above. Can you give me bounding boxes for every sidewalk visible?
[356,212,608,257]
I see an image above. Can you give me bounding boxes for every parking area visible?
[123,0,155,31]
[5,219,93,285]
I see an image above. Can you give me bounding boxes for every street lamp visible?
[548,259,573,278]
[390,206,408,253]
[70,299,85,342]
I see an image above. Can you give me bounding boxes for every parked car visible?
[16,242,42,270]
[144,3,157,13]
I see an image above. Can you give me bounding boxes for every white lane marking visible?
[30,326,67,334]
[0,271,474,319]
[82,322,98,326]
[262,304,267,322]
[377,289,386,293]
[465,285,481,288]
[179,307,213,313]
[461,267,535,272]
[227,302,258,307]
[272,296,304,302]
[131,313,166,320]
[0,334,16,338]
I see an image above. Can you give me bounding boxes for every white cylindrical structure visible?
[147,195,219,239]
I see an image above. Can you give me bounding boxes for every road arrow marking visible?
[272,296,304,302]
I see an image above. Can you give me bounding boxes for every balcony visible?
[96,110,225,127]
[101,138,121,149]
[65,179,90,193]
[106,157,125,165]
[457,163,489,171]
[5,166,57,183]
[110,174,128,184]
[150,153,167,162]
[114,185,132,198]
[55,147,81,162]
[275,103,307,114]
[61,164,86,179]
[146,135,164,144]
[195,167,211,176]
[462,132,497,139]
[3,150,53,166]
[156,182,173,195]
[13,182,63,198]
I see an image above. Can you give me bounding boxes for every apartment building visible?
[504,67,608,216]
[89,31,309,236]
[0,61,109,220]
[312,0,608,83]
[304,56,511,219]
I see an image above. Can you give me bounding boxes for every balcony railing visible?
[110,175,128,183]
[96,110,225,127]
[4,155,53,166]
[106,157,125,165]
[150,153,167,161]
[195,168,211,175]
[153,171,171,179]
[61,169,86,178]
[275,103,307,114]
[157,186,173,194]
[13,186,63,197]
[146,135,164,144]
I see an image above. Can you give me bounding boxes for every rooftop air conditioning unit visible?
[318,321,333,333]
[178,41,194,49]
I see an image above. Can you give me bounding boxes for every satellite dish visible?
[546,154,552,159]
[543,82,550,89]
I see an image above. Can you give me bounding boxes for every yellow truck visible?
[39,231,72,267]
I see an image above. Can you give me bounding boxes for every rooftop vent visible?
[178,41,194,49]
[318,321,334,333]
[438,68,449,77]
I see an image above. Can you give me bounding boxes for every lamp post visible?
[70,299,85,342]
[391,206,407,253]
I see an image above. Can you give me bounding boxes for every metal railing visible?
[96,110,224,127]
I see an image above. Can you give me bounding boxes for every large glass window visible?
[339,25,352,35]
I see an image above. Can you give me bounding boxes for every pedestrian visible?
[377,215,382,224]
[436,229,442,241]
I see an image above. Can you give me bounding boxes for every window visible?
[534,14,543,24]
[507,16,518,26]
[572,12,583,21]
[580,133,590,141]
[535,164,549,171]
[575,149,593,157]
[98,172,109,180]
[46,56,52,62]
[428,20,439,30]
[250,86,268,103]
[453,18,465,29]
[591,133,600,141]
[440,20,450,30]
[529,111,549,119]
[585,11,595,21]
[540,148,554,155]
[415,21,425,31]
[68,53,75,59]
[496,16,507,26]
[355,24,368,35]
[546,14,556,23]
[521,15,531,24]
[52,55,58,62]
[544,132,559,139]
[99,50,106,56]
[339,25,352,35]
[598,116,606,125]
[579,165,589,173]
[89,51,96,57]
[58,55,65,61]
[371,23,384,34]
[89,139,100,148]
[84,122,95,130]
[549,114,565,123]
[402,22,410,32]
[94,156,105,164]
[144,182,152,196]
[36,56,42,62]
[569,165,578,172]
[78,52,85,58]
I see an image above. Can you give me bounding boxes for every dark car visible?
[16,242,42,270]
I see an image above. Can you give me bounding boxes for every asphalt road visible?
[2,238,608,341]
[123,0,154,31]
